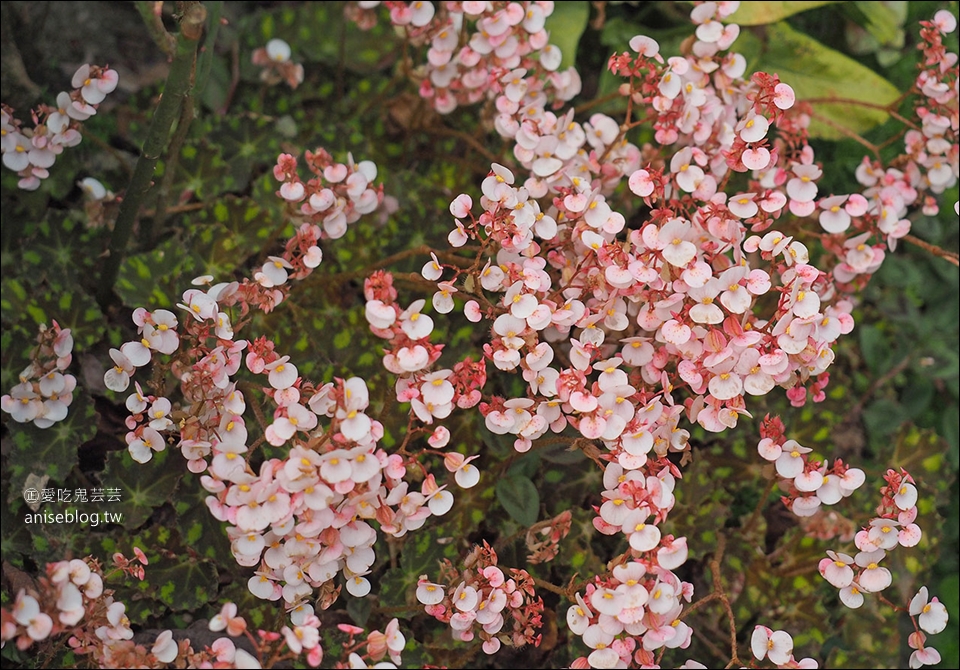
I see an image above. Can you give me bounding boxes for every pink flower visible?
[751,626,793,665]
[910,587,949,634]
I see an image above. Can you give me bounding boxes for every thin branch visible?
[424,124,500,165]
[141,202,205,218]
[674,534,744,668]
[801,96,919,130]
[574,90,624,116]
[745,476,778,536]
[218,39,241,116]
[806,110,882,162]
[903,233,960,266]
[531,576,571,597]
[325,244,434,282]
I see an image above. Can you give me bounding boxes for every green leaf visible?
[942,408,960,469]
[115,241,191,309]
[136,533,220,614]
[173,470,236,567]
[728,1,839,25]
[853,1,907,47]
[0,494,33,558]
[507,452,541,480]
[862,398,907,439]
[544,1,590,70]
[173,140,234,200]
[103,449,184,529]
[760,22,901,139]
[7,391,98,502]
[859,324,889,374]
[495,475,539,527]
[347,594,372,627]
[0,282,105,351]
[377,567,413,610]
[400,524,456,578]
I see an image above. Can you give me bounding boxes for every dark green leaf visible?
[103,448,183,529]
[862,398,907,439]
[859,324,889,374]
[347,594,372,627]
[7,391,97,502]
[495,474,539,527]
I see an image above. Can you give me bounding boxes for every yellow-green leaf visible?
[544,1,590,70]
[760,22,901,139]
[728,1,838,25]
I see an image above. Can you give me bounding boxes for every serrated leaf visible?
[545,1,590,70]
[7,391,97,502]
[117,526,220,623]
[507,452,541,480]
[377,567,413,610]
[115,241,191,309]
[0,284,105,351]
[760,22,901,139]
[0,493,33,557]
[173,140,234,200]
[400,524,455,578]
[495,475,539,527]
[209,117,281,189]
[943,409,959,469]
[728,1,839,25]
[173,470,236,567]
[140,543,219,613]
[103,448,183,529]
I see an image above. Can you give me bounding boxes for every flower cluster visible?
[273,148,384,241]
[103,307,180,394]
[364,269,486,428]
[252,38,305,89]
[911,10,958,201]
[381,4,954,666]
[908,587,950,669]
[88,3,957,668]
[0,551,412,669]
[565,558,694,668]
[226,374,457,608]
[346,1,581,114]
[818,468,924,608]
[101,150,479,617]
[815,9,958,286]
[756,414,865,518]
[0,551,217,670]
[2,558,105,651]
[417,542,544,654]
[1,64,118,190]
[1,321,77,428]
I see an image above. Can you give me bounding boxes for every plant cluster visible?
[1,1,957,669]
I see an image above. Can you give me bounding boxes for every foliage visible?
[1,2,958,669]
